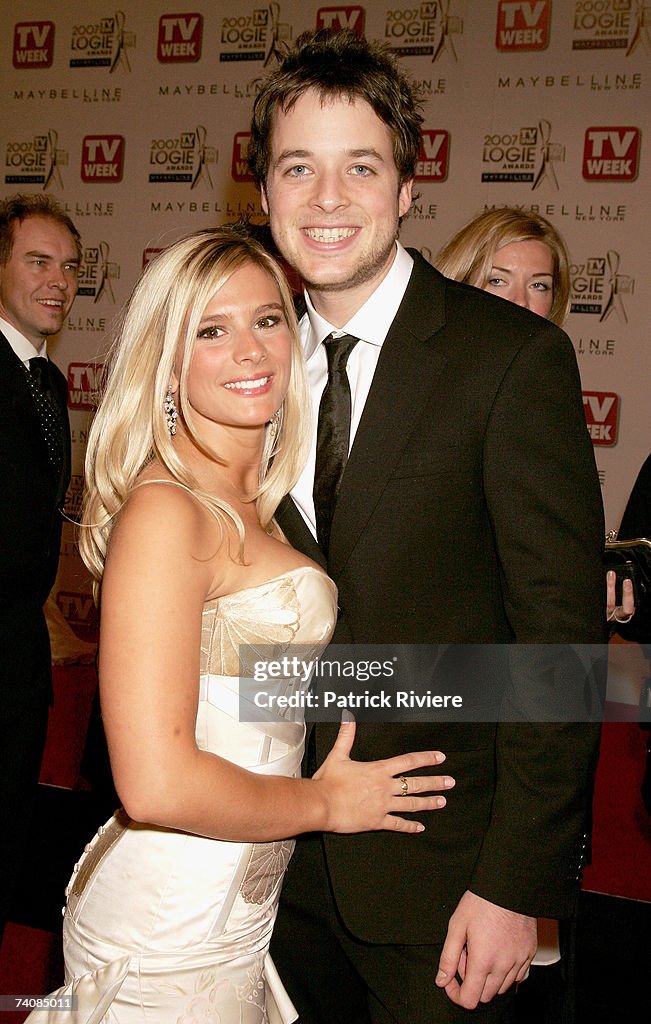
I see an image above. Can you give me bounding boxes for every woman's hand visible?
[313,719,454,834]
[606,569,635,625]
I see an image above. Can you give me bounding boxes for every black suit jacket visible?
[277,252,606,944]
[617,453,651,642]
[0,329,71,709]
[0,330,70,928]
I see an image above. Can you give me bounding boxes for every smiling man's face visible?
[261,90,413,323]
[0,215,80,350]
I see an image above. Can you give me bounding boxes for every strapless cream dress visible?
[29,566,336,1024]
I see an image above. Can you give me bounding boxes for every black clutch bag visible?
[605,532,651,602]
[603,533,651,612]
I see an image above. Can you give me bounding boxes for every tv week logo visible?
[158,13,202,62]
[415,131,449,182]
[232,133,253,182]
[583,128,640,182]
[13,21,55,68]
[56,591,98,640]
[142,248,163,269]
[582,391,619,447]
[496,1,550,51]
[316,7,365,33]
[67,363,103,411]
[81,136,125,183]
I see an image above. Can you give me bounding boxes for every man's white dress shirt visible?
[291,243,414,537]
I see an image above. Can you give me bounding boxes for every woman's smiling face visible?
[175,262,293,438]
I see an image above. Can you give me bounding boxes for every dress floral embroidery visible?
[240,841,295,906]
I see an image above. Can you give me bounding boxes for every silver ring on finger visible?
[399,776,409,797]
[613,611,634,624]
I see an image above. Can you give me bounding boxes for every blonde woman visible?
[434,206,570,326]
[435,207,633,620]
[33,230,452,1023]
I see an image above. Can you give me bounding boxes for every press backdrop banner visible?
[1,0,648,644]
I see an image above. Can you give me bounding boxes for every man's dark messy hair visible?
[248,29,423,189]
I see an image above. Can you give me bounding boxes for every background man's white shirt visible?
[0,314,47,365]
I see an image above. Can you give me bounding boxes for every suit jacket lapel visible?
[51,364,72,508]
[327,253,448,578]
[275,495,327,569]
[0,332,70,501]
[0,331,43,436]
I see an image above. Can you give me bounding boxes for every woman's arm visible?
[99,483,453,841]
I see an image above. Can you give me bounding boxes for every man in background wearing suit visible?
[0,194,80,943]
[247,31,606,1023]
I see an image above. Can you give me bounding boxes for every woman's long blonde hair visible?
[80,228,309,589]
[434,207,571,326]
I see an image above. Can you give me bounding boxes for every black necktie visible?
[26,356,65,481]
[313,333,359,556]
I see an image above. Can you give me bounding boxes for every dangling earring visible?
[164,385,178,436]
[268,408,282,449]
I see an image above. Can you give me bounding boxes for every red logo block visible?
[583,391,619,447]
[232,132,253,182]
[316,6,365,33]
[67,363,104,410]
[56,591,98,640]
[415,131,449,182]
[496,0,550,51]
[81,136,125,183]
[142,248,164,269]
[157,13,202,62]
[13,21,55,68]
[583,127,640,182]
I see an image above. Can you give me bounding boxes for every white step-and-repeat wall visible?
[1,0,648,641]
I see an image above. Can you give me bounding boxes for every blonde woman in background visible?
[434,206,570,325]
[434,206,632,622]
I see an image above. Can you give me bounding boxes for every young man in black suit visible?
[248,31,606,1022]
[0,194,80,943]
